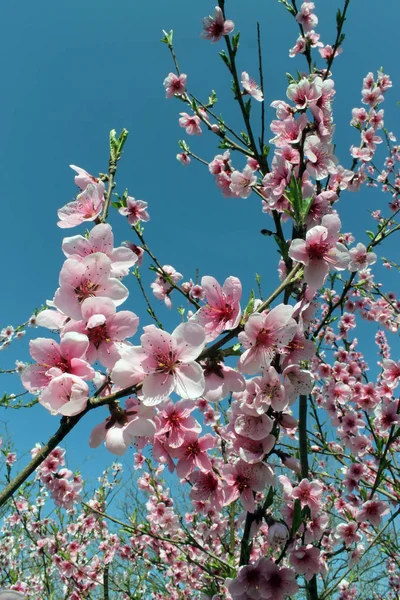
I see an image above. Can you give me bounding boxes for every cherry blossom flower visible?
[292,479,324,515]
[189,470,224,509]
[356,499,390,527]
[151,265,183,308]
[238,305,297,374]
[260,561,299,599]
[155,399,201,448]
[203,360,245,402]
[163,72,187,98]
[113,322,205,405]
[171,433,214,477]
[283,365,314,404]
[191,275,242,341]
[179,112,202,135]
[304,135,338,180]
[287,76,322,109]
[54,253,129,320]
[334,522,362,546]
[62,223,137,278]
[270,114,308,147]
[21,332,94,392]
[118,197,150,226]
[230,165,257,198]
[289,213,350,289]
[241,72,263,102]
[289,544,321,580]
[177,152,191,166]
[295,2,318,32]
[222,460,275,512]
[63,297,139,369]
[57,182,105,229]
[39,374,89,416]
[348,243,377,272]
[201,6,234,43]
[89,398,155,455]
[70,164,99,189]
[268,522,290,548]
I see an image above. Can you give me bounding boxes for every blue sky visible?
[0,0,399,484]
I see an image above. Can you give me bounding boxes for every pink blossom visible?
[62,223,137,278]
[39,374,89,416]
[70,165,99,189]
[289,213,350,289]
[21,332,94,392]
[268,522,290,548]
[270,114,308,147]
[114,322,205,405]
[63,296,139,369]
[201,6,234,43]
[262,155,292,207]
[53,253,129,320]
[177,152,191,166]
[189,470,224,509]
[295,2,318,32]
[283,365,314,403]
[171,433,214,478]
[192,275,242,341]
[252,365,288,412]
[163,72,187,98]
[287,76,322,109]
[89,398,155,455]
[230,165,257,198]
[335,522,362,546]
[289,544,321,580]
[57,182,105,229]
[233,410,273,441]
[151,265,183,308]
[241,72,263,102]
[319,44,342,60]
[348,243,377,272]
[203,360,245,402]
[156,399,201,448]
[238,305,297,374]
[260,561,299,600]
[382,358,400,385]
[356,499,390,527]
[292,479,324,515]
[118,197,150,226]
[304,135,338,180]
[179,112,202,135]
[222,460,275,512]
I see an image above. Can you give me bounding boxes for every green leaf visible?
[160,29,173,46]
[219,50,231,69]
[232,32,240,53]
[244,289,255,317]
[244,98,252,118]
[208,89,218,105]
[291,499,303,535]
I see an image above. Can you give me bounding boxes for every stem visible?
[103,564,110,600]
[218,0,265,171]
[322,0,351,81]
[257,22,266,153]
[100,158,117,223]
[299,394,319,600]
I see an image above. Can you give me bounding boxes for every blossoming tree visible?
[0,1,399,599]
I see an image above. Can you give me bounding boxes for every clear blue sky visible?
[0,0,399,482]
